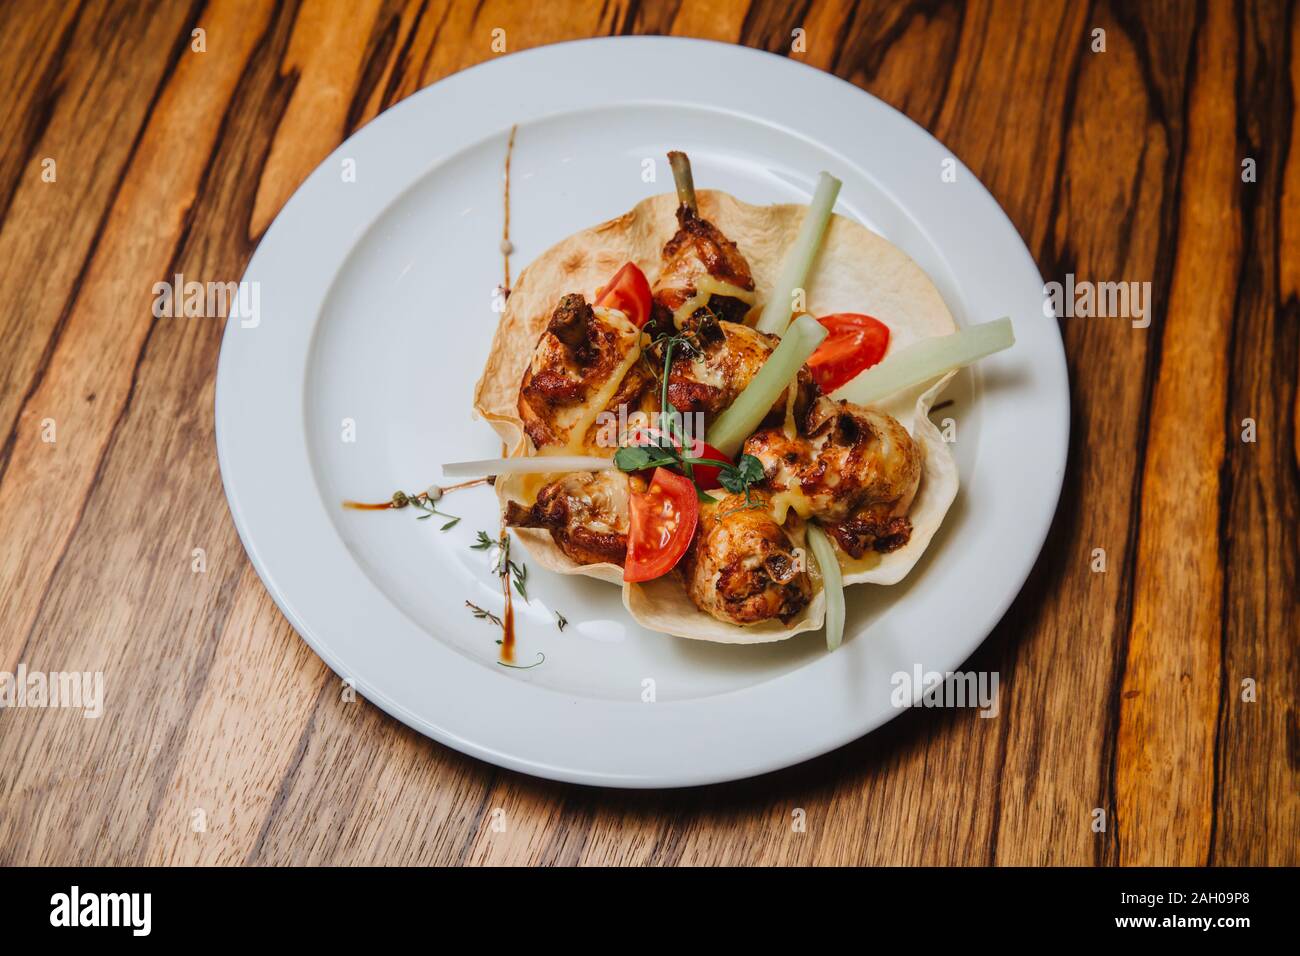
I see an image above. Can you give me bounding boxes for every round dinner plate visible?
[215,37,1068,787]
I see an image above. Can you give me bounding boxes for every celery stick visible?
[706,313,828,457]
[754,172,842,336]
[832,317,1014,406]
[442,455,614,478]
[806,524,844,651]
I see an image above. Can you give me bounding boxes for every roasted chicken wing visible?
[684,492,812,625]
[504,470,637,566]
[660,318,816,426]
[743,396,922,557]
[649,152,757,332]
[653,205,756,325]
[518,294,650,450]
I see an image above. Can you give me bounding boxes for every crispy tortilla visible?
[474,190,959,643]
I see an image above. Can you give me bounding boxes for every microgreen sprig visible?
[639,327,702,443]
[613,436,766,504]
[620,324,767,503]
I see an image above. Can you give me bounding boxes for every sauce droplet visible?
[342,499,395,511]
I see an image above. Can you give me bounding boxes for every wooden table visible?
[0,0,1294,867]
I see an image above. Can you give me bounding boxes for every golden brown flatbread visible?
[474,190,959,642]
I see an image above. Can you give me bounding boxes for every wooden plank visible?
[142,568,330,865]
[1116,0,1240,866]
[1210,0,1300,865]
[0,0,195,465]
[0,0,80,225]
[249,0,385,237]
[992,0,1197,867]
[670,0,749,42]
[0,0,278,864]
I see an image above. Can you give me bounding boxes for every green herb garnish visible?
[498,652,545,670]
[617,327,768,504]
[465,600,502,627]
[487,531,529,602]
[391,489,459,529]
[511,560,528,601]
[718,453,764,495]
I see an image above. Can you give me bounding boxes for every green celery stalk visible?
[706,313,828,457]
[754,172,842,336]
[806,524,845,651]
[832,317,1014,406]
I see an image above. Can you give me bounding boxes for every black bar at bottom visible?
[0,865,1283,941]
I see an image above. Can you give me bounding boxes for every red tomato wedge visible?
[806,313,891,393]
[679,437,732,491]
[595,262,652,328]
[624,468,699,583]
[626,426,733,490]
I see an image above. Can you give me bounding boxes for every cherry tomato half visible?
[626,426,733,490]
[595,262,653,328]
[624,468,699,583]
[805,313,891,393]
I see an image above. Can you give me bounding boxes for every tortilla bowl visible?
[474,190,959,643]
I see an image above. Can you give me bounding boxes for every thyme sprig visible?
[390,489,459,530]
[481,530,528,602]
[465,600,502,627]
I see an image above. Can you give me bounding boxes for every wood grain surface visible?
[0,0,1295,866]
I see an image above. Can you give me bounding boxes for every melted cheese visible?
[768,487,816,525]
[513,310,642,504]
[837,548,882,574]
[553,307,643,456]
[566,365,640,454]
[688,354,728,389]
[671,276,756,329]
[517,472,550,501]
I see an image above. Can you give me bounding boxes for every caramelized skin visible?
[652,204,755,320]
[685,492,812,625]
[744,397,922,558]
[519,199,760,453]
[504,471,633,566]
[518,294,647,449]
[664,320,815,426]
[823,505,913,557]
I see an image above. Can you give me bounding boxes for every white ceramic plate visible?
[216,37,1068,787]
